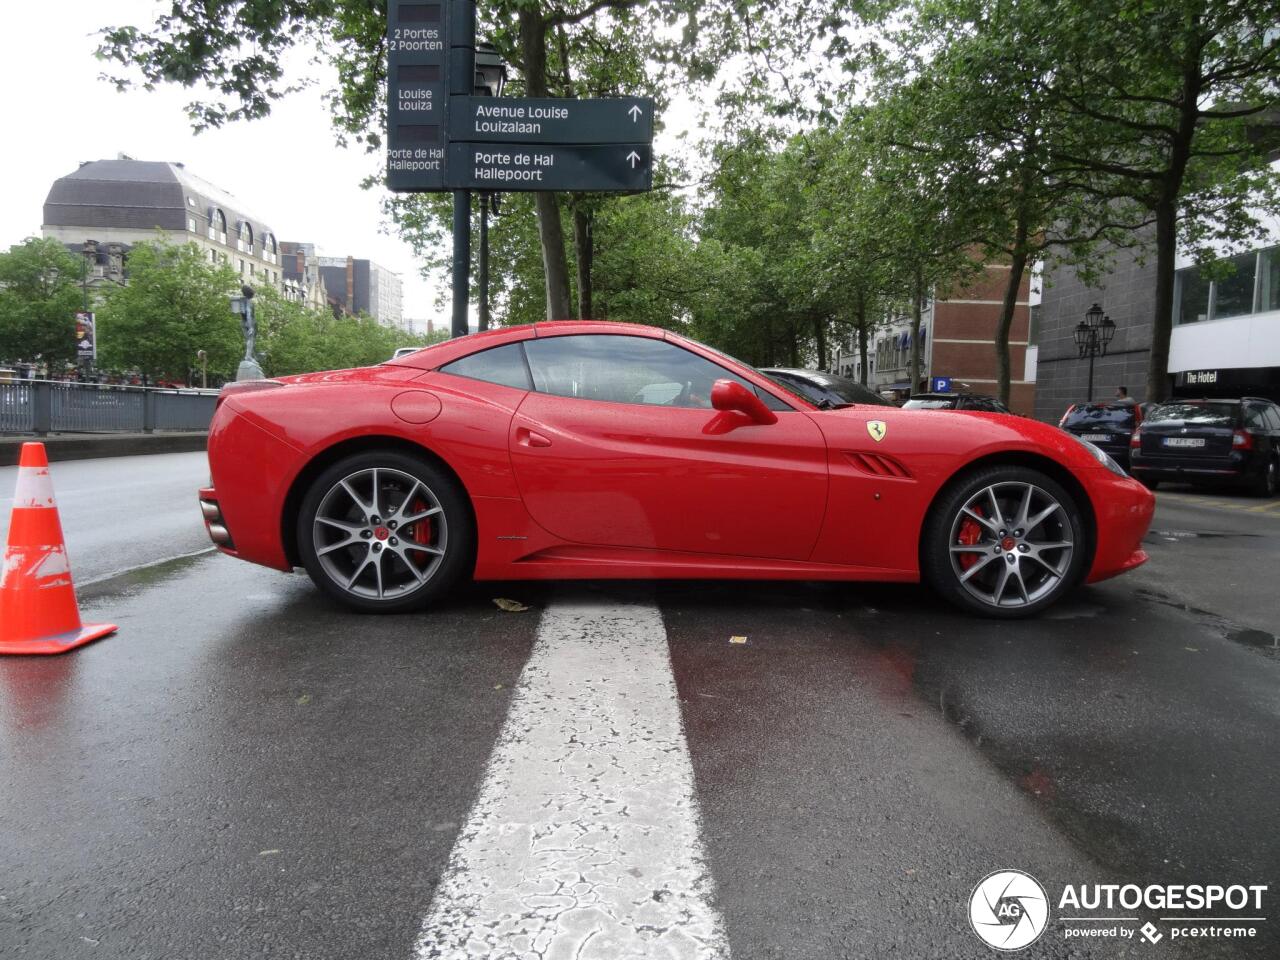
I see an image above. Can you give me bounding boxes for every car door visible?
[508,333,829,560]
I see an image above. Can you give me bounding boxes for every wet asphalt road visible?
[0,452,211,584]
[0,454,1277,959]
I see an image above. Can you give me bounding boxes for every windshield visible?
[1062,404,1136,429]
[1144,402,1236,427]
[821,377,890,406]
[903,397,957,409]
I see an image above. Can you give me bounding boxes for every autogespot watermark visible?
[967,872,1268,950]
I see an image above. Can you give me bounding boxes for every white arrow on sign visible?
[627,150,641,168]
[628,104,643,122]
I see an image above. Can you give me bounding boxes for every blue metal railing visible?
[0,380,218,435]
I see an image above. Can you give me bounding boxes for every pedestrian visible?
[1114,385,1136,406]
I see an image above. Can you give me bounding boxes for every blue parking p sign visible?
[931,376,952,393]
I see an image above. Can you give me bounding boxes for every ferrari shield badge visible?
[867,420,887,443]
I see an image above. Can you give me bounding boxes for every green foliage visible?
[255,285,439,376]
[96,239,242,382]
[0,237,87,368]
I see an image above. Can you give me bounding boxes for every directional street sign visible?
[386,1,449,191]
[448,96,654,144]
[386,2,656,194]
[447,143,653,192]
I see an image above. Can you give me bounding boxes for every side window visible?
[524,334,758,409]
[1244,404,1267,431]
[439,343,531,390]
[1263,405,1280,431]
[754,384,795,411]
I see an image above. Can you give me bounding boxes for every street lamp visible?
[474,42,507,98]
[1073,303,1117,402]
[474,42,508,334]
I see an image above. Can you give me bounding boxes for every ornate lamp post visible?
[1073,303,1116,402]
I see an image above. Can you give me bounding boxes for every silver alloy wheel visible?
[312,467,447,600]
[947,481,1075,609]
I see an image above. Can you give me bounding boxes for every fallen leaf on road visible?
[259,849,281,856]
[1184,646,1200,652]
[729,636,748,644]
[493,598,529,612]
[295,693,311,706]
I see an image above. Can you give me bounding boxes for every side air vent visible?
[844,451,914,479]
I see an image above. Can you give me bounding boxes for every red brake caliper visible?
[406,497,432,568]
[956,505,983,570]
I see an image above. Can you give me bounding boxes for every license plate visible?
[1079,433,1110,442]
[1164,437,1206,448]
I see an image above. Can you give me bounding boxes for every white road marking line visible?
[414,600,730,960]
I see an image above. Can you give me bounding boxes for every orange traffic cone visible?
[0,442,116,655]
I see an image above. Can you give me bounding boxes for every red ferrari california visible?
[199,322,1154,618]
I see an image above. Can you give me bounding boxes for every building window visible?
[209,208,228,244]
[1176,265,1211,324]
[1261,248,1280,313]
[239,258,245,275]
[1175,247,1280,324]
[1213,251,1258,320]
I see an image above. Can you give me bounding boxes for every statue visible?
[235,284,265,382]
[239,283,257,361]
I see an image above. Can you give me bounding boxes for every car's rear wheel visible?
[922,466,1088,618]
[297,451,472,613]
[1249,456,1278,498]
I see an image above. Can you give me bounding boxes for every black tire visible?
[1250,456,1279,498]
[297,450,473,613]
[921,465,1089,619]
[1138,476,1159,491]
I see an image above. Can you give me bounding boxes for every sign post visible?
[385,0,656,336]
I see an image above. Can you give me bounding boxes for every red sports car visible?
[199,322,1154,618]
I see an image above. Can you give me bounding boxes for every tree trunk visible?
[1146,203,1177,403]
[996,221,1029,410]
[572,201,593,319]
[1146,40,1201,403]
[856,291,869,386]
[909,265,923,394]
[813,315,827,370]
[519,10,572,319]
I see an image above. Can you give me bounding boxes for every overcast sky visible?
[0,2,455,322]
[0,2,709,329]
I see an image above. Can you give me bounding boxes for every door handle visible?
[517,428,552,448]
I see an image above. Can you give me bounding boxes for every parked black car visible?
[1059,401,1143,471]
[1129,398,1280,496]
[759,368,895,408]
[902,392,1011,413]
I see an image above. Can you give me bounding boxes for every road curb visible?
[0,433,207,466]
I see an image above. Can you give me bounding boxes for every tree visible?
[98,0,866,321]
[1040,0,1280,401]
[0,238,86,369]
[861,2,1144,407]
[96,239,242,382]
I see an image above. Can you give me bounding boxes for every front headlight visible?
[1071,435,1127,476]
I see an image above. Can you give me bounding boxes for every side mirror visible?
[711,379,777,425]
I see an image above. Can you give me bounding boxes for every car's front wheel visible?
[297,451,472,613]
[922,466,1088,618]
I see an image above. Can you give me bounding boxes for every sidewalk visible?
[0,432,207,466]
